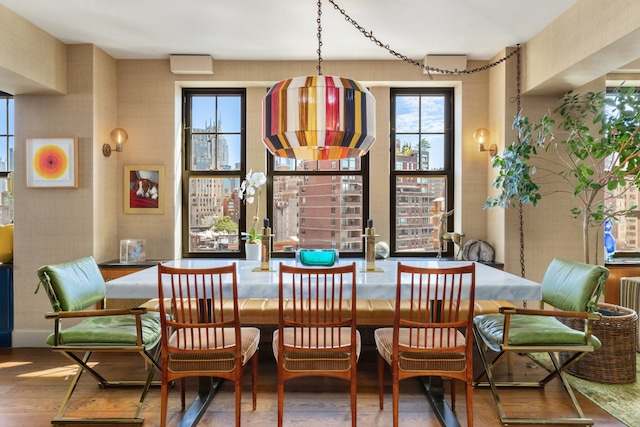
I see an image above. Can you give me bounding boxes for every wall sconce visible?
[473,128,497,156]
[103,128,128,157]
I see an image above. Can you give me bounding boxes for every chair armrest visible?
[45,307,148,319]
[500,307,601,321]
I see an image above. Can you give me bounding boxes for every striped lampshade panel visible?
[262,75,376,160]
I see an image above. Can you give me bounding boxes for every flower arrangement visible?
[239,170,267,243]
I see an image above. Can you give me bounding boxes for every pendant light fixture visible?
[261,0,376,160]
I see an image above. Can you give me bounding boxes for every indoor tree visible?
[486,87,640,264]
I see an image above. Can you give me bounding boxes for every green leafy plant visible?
[239,170,267,244]
[486,87,640,264]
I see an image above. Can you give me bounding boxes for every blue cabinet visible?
[0,265,13,347]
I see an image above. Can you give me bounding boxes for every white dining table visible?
[105,258,541,301]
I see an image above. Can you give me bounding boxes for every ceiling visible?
[0,0,577,61]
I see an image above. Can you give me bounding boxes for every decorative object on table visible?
[253,218,276,272]
[437,209,464,259]
[26,137,78,188]
[124,165,165,214]
[604,219,616,262]
[462,239,495,262]
[119,239,146,264]
[363,219,383,272]
[239,170,267,250]
[245,242,261,261]
[296,249,339,267]
[375,241,390,259]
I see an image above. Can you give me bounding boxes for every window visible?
[182,89,245,257]
[390,88,453,256]
[268,156,369,256]
[604,88,640,255]
[0,92,13,225]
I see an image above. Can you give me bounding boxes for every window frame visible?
[604,87,640,259]
[266,153,370,258]
[389,87,455,257]
[181,88,247,258]
[0,91,13,178]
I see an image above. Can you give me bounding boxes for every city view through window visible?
[0,93,13,225]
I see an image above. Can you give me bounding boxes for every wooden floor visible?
[0,341,627,427]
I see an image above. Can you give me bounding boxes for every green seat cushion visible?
[474,313,601,349]
[46,312,162,347]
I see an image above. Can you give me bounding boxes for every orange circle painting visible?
[33,144,69,180]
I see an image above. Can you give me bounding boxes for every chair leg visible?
[235,377,242,427]
[277,369,284,427]
[450,378,456,408]
[351,366,357,427]
[377,353,385,410]
[392,366,399,427]
[180,378,186,409]
[466,376,473,427]
[252,352,258,410]
[160,379,169,427]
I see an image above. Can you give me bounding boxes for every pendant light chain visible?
[317,0,323,76]
[327,0,518,78]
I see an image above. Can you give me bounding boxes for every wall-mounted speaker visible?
[169,55,214,75]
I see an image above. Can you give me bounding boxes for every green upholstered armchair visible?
[473,257,608,426]
[36,256,162,425]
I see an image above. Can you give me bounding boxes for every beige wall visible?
[3,1,640,346]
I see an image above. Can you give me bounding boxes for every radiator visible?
[620,277,640,352]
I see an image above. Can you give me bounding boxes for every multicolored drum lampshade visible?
[262,75,376,160]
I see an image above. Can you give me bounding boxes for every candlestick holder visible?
[253,227,276,272]
[362,227,383,272]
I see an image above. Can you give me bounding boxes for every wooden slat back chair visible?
[473,257,608,425]
[35,256,162,425]
[374,263,476,427]
[273,262,360,427]
[157,263,259,427]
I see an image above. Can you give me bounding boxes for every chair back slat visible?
[396,263,475,352]
[158,263,240,354]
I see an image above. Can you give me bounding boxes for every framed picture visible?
[26,137,78,188]
[124,164,165,214]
